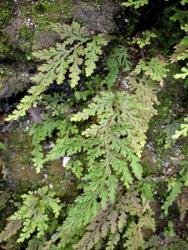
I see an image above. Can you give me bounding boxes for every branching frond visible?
[6,22,108,121]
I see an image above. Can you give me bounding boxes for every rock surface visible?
[72,0,119,33]
[0,0,119,101]
[0,63,33,99]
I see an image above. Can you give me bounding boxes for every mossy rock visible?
[0,127,42,191]
[0,0,119,103]
[0,64,33,99]
[0,1,13,28]
[0,123,77,198]
[0,39,12,59]
[3,0,118,53]
[33,30,60,50]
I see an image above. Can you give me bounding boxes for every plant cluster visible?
[1,0,188,249]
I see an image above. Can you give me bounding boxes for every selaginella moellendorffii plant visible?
[1,13,182,249]
[6,21,108,121]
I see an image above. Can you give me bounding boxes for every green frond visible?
[121,0,148,8]
[30,117,63,172]
[84,34,108,77]
[105,45,131,87]
[174,63,188,79]
[6,22,108,121]
[134,57,169,82]
[51,21,88,44]
[0,220,22,243]
[133,30,157,48]
[171,36,188,62]
[123,210,155,250]
[26,237,45,250]
[172,116,188,140]
[162,182,181,215]
[9,187,61,243]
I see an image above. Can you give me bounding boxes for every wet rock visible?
[0,63,33,99]
[4,16,59,51]
[33,30,59,50]
[72,0,119,34]
[0,122,77,197]
[28,107,43,123]
[4,16,30,46]
[0,128,41,191]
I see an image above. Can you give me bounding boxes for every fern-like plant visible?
[121,0,148,8]
[2,20,165,250]
[6,21,108,121]
[0,187,61,243]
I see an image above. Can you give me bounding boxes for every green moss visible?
[0,125,78,198]
[0,35,12,58]
[0,65,14,77]
[0,42,11,58]
[46,160,78,198]
[0,3,12,58]
[18,25,33,41]
[17,25,34,55]
[34,0,51,14]
[0,7,11,26]
[20,0,71,29]
[0,128,40,190]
